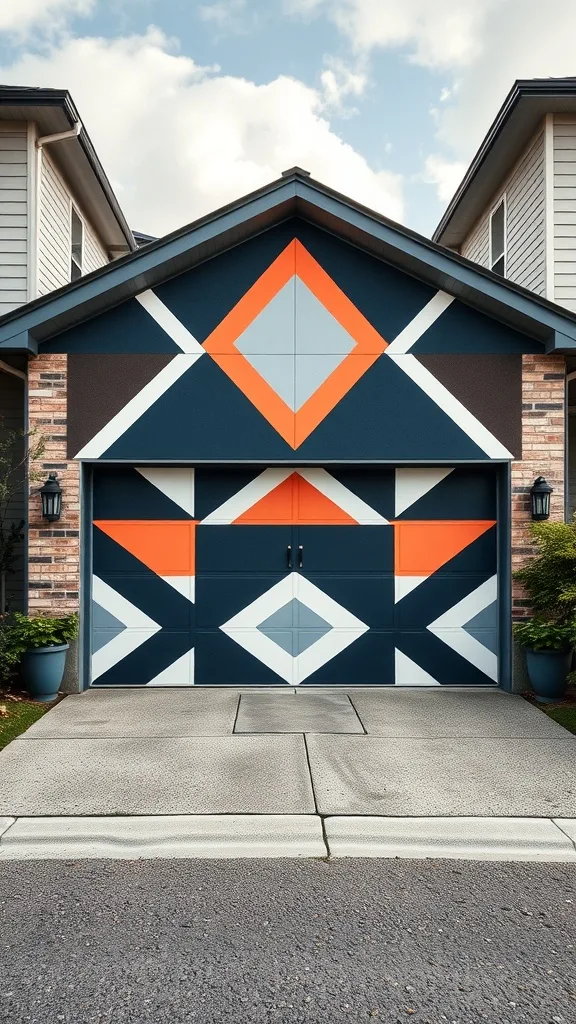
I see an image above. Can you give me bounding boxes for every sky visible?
[1,1,576,239]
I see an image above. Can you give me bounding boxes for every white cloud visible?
[288,0,576,207]
[198,0,258,33]
[287,0,502,68]
[320,56,367,113]
[0,27,403,235]
[421,154,466,203]
[0,0,94,33]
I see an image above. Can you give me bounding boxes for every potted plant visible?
[9,613,78,702]
[513,520,576,703]
[513,619,575,702]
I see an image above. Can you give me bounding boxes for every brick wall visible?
[511,353,566,618]
[28,353,80,613]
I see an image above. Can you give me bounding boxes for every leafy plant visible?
[0,614,78,682]
[0,422,46,612]
[513,618,576,651]
[10,613,78,652]
[513,520,576,624]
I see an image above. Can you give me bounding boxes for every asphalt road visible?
[0,858,575,1023]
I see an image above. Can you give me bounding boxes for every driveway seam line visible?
[345,694,367,734]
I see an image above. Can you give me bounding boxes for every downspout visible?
[35,123,82,149]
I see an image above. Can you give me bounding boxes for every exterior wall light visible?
[40,473,63,522]
[530,476,552,521]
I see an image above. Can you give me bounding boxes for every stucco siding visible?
[0,122,28,315]
[37,149,108,296]
[461,129,546,295]
[554,115,576,313]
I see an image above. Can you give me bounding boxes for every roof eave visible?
[1,171,576,353]
[0,87,135,253]
[433,78,576,246]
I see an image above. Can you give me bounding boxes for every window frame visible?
[70,205,84,282]
[489,196,507,277]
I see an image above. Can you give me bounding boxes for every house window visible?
[490,198,506,277]
[71,207,84,281]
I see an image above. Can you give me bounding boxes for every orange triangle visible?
[394,520,495,577]
[94,520,196,575]
[234,475,296,524]
[295,476,357,524]
[234,473,357,524]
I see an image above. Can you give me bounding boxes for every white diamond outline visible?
[220,572,369,685]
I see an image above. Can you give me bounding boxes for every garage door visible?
[91,465,498,687]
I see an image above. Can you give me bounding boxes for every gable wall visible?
[0,121,28,315]
[461,127,546,296]
[553,114,576,312]
[37,148,108,297]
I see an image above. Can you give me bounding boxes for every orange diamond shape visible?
[202,239,388,448]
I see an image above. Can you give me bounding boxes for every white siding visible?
[37,149,109,296]
[461,129,546,295]
[83,219,107,274]
[554,115,576,313]
[0,122,28,315]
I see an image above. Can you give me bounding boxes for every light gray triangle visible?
[294,599,331,631]
[464,628,498,655]
[258,600,296,631]
[464,601,498,632]
[295,629,331,655]
[295,352,347,409]
[93,601,125,632]
[295,279,356,355]
[234,279,295,355]
[257,629,295,655]
[242,353,295,409]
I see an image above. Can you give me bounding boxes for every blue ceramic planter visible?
[20,644,69,703]
[525,648,571,704]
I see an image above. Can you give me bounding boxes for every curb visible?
[1,814,576,861]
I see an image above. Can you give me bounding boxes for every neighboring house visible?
[433,77,576,527]
[0,166,574,691]
[0,86,134,609]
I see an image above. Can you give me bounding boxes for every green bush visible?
[513,520,576,623]
[513,618,576,651]
[0,613,78,683]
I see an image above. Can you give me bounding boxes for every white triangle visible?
[136,467,195,516]
[395,649,440,686]
[395,467,453,516]
[147,647,194,686]
[395,576,427,603]
[160,575,195,603]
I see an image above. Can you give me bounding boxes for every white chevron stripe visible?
[135,290,204,354]
[75,355,198,459]
[91,576,161,681]
[385,291,454,354]
[427,575,498,682]
[387,353,513,459]
[297,468,388,524]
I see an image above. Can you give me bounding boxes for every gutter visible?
[0,87,135,252]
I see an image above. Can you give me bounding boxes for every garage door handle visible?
[298,544,303,568]
[287,544,292,569]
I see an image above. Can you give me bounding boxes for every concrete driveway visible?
[0,687,574,819]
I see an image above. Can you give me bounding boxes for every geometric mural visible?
[91,465,498,687]
[72,232,516,462]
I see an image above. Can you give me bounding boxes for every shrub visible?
[513,520,576,624]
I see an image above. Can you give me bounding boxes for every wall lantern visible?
[40,473,62,522]
[530,476,553,521]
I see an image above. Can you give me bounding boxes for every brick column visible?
[28,353,80,614]
[511,353,565,619]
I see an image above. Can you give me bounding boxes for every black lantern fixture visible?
[530,476,553,521]
[40,473,62,522]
